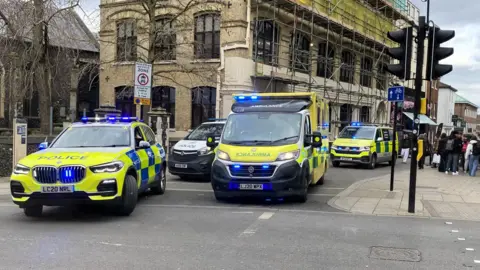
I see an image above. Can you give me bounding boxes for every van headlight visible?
[216,150,230,161]
[13,164,30,175]
[331,145,338,150]
[276,150,300,161]
[198,147,213,156]
[359,146,370,151]
[90,161,124,173]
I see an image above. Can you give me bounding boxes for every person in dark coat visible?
[445,131,463,175]
[437,133,447,172]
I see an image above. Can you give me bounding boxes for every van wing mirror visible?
[206,133,216,148]
[312,131,323,148]
[39,142,48,150]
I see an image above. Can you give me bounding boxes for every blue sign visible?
[388,86,404,102]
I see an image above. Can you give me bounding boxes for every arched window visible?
[290,32,310,72]
[360,106,370,123]
[360,57,373,88]
[115,86,136,117]
[152,86,176,128]
[340,50,355,84]
[253,19,279,65]
[340,104,352,130]
[191,86,216,128]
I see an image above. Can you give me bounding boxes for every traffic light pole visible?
[408,16,426,213]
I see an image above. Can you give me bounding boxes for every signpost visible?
[388,85,404,191]
[134,63,152,118]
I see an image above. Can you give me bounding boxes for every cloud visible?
[75,0,100,32]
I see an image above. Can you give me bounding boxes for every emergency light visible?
[81,116,138,123]
[351,122,361,126]
[234,95,258,101]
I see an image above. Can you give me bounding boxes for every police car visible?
[10,116,167,217]
[168,119,225,180]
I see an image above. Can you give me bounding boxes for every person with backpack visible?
[468,136,480,176]
[445,131,463,175]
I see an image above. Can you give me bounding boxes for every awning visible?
[403,112,438,125]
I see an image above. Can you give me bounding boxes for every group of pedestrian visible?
[433,131,480,176]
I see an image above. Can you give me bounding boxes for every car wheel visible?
[368,154,377,169]
[24,205,43,217]
[114,175,138,216]
[151,167,166,195]
[295,169,309,203]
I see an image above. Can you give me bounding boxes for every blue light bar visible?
[234,94,259,101]
[351,122,361,126]
[80,116,138,123]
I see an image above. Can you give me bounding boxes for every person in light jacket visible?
[467,136,479,176]
[466,136,475,173]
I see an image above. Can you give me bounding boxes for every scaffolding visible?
[251,0,411,134]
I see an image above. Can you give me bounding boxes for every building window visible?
[152,86,176,128]
[155,16,176,61]
[340,104,353,130]
[191,86,216,128]
[115,86,137,117]
[117,20,137,61]
[290,32,310,72]
[360,106,370,123]
[253,20,279,65]
[360,57,373,87]
[194,13,220,59]
[376,63,387,90]
[317,42,334,78]
[340,50,355,84]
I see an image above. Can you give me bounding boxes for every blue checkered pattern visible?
[126,150,141,170]
[125,143,164,189]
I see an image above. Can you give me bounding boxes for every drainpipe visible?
[216,0,251,118]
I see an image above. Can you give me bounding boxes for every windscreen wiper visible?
[270,136,299,143]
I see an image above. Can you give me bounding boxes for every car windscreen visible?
[50,126,131,148]
[185,124,224,140]
[338,127,375,140]
[222,112,302,146]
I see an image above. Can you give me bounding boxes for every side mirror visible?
[376,137,383,142]
[138,140,150,149]
[39,142,48,150]
[312,131,323,148]
[206,133,216,148]
[187,129,192,134]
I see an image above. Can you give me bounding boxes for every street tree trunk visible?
[33,0,50,134]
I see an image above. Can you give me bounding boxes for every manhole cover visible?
[369,246,421,262]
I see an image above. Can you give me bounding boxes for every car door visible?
[133,125,151,189]
[140,125,164,182]
[304,114,314,182]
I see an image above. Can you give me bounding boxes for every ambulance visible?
[330,124,398,169]
[206,93,330,202]
[10,116,167,217]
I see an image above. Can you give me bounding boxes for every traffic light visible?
[426,26,455,80]
[385,27,413,80]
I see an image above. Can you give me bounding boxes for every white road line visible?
[232,211,254,214]
[451,229,459,233]
[458,237,466,241]
[474,260,480,264]
[445,221,453,225]
[168,187,335,197]
[466,248,475,251]
[239,211,275,237]
[99,242,123,247]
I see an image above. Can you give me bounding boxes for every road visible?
[160,160,411,212]
[0,202,478,269]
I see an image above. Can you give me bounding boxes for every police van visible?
[10,116,167,217]
[206,93,329,202]
[168,119,225,180]
[330,123,398,169]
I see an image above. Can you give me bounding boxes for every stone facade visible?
[99,0,395,136]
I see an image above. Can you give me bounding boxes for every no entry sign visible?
[134,63,152,105]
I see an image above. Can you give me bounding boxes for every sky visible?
[76,0,477,106]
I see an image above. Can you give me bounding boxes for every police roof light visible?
[81,116,138,123]
[351,122,361,126]
[234,95,259,101]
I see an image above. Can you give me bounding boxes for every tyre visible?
[332,161,340,167]
[150,167,166,195]
[295,169,309,203]
[114,175,138,216]
[24,205,43,217]
[368,154,377,169]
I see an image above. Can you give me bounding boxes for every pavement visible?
[328,166,480,221]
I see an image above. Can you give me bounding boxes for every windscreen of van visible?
[338,127,376,140]
[185,124,224,140]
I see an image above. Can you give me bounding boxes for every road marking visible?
[445,221,452,225]
[167,188,335,197]
[232,211,254,214]
[466,248,475,251]
[458,237,466,241]
[451,229,459,233]
[239,211,275,237]
[474,260,480,264]
[99,242,123,247]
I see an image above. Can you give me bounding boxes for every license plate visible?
[239,184,263,190]
[340,157,353,161]
[174,164,187,168]
[41,186,74,193]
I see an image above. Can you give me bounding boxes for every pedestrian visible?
[401,133,411,163]
[418,134,427,169]
[467,136,480,177]
[445,131,463,175]
[437,133,448,172]
[460,135,469,172]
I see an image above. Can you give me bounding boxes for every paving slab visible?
[328,167,480,221]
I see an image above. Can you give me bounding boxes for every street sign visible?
[134,62,152,105]
[388,86,405,102]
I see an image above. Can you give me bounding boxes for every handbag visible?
[432,153,441,164]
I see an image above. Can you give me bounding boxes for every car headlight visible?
[276,150,300,161]
[90,161,124,173]
[13,164,30,175]
[360,146,370,151]
[198,146,213,156]
[216,150,230,161]
[331,145,338,150]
